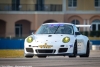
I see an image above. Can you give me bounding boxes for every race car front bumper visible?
[24,47,74,57]
[24,40,74,57]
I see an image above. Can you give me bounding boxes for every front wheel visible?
[80,41,90,57]
[69,41,77,58]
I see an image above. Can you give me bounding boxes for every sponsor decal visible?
[48,24,64,27]
[77,40,84,46]
[39,43,53,48]
[78,42,83,45]
[69,45,73,48]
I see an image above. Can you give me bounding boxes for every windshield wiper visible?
[54,26,60,34]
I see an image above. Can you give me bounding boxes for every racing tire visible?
[69,41,77,58]
[37,56,47,58]
[25,56,33,58]
[80,41,90,57]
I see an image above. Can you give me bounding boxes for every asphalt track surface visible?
[0,50,100,67]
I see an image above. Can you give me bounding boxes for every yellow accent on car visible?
[62,37,70,43]
[39,43,53,48]
[27,36,33,43]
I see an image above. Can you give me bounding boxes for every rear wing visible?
[76,25,91,27]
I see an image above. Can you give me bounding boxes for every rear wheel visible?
[69,41,77,58]
[37,56,47,58]
[80,41,90,57]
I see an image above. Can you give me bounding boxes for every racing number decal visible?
[38,43,53,48]
[77,40,84,45]
[77,40,84,50]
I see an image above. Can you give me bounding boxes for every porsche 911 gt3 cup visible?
[24,23,90,58]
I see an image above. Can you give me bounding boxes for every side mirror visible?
[31,30,36,35]
[75,32,80,35]
[31,32,34,35]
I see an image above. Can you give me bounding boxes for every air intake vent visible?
[36,49,55,53]
[26,48,33,52]
[60,45,64,47]
[48,35,52,37]
[58,48,68,53]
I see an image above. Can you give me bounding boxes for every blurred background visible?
[0,0,100,50]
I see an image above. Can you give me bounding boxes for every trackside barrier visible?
[0,39,100,49]
[0,39,24,49]
[92,45,100,50]
[90,42,92,50]
[90,40,100,45]
[90,40,100,50]
[89,42,100,50]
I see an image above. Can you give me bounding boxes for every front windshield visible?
[36,24,73,35]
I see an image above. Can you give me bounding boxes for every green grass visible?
[0,50,24,58]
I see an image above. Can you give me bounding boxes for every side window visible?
[92,19,100,31]
[68,0,77,7]
[95,0,100,7]
[12,0,20,11]
[61,25,73,34]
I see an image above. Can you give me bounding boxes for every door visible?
[12,0,20,11]
[15,24,22,37]
[36,0,44,11]
[92,24,96,31]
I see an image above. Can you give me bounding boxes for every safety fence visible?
[0,39,100,49]
[90,40,100,45]
[0,39,24,49]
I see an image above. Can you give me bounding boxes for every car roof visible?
[43,22,74,26]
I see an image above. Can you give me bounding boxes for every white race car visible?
[24,23,90,58]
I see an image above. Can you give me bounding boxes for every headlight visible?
[27,36,33,43]
[62,37,70,43]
